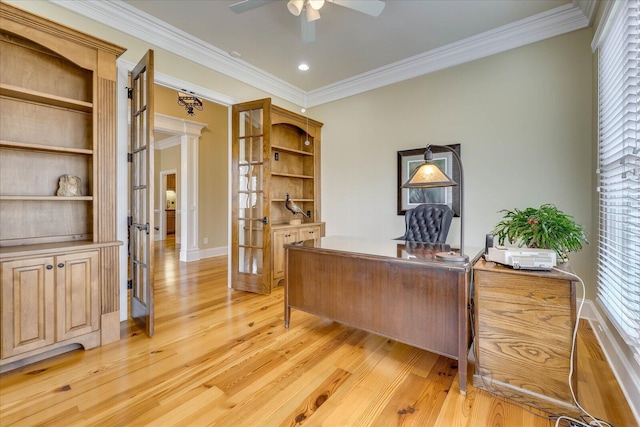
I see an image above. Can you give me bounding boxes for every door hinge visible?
[127,153,133,163]
[126,87,132,99]
[127,279,133,290]
[127,216,133,227]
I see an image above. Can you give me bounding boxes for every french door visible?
[231,99,272,294]
[129,50,155,336]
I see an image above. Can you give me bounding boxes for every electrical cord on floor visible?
[550,267,614,427]
[469,258,617,427]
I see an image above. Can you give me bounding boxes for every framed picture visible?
[397,144,461,216]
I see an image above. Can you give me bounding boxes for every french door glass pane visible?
[238,247,263,274]
[238,195,263,220]
[238,219,263,247]
[239,136,264,164]
[239,109,263,138]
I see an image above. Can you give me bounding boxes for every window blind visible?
[596,0,640,364]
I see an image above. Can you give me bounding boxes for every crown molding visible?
[573,0,598,24]
[156,135,181,150]
[306,2,591,106]
[50,0,304,105]
[154,113,207,138]
[50,0,593,108]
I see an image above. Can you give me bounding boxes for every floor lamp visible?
[401,144,468,262]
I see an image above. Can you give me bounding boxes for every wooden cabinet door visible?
[166,173,176,191]
[297,225,322,242]
[166,211,176,234]
[55,251,99,342]
[272,228,299,280]
[1,257,55,358]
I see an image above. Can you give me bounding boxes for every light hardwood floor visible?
[0,239,636,427]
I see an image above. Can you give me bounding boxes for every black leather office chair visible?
[398,204,454,243]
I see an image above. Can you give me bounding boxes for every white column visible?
[180,132,200,262]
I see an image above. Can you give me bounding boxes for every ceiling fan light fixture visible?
[308,0,325,10]
[287,0,304,16]
[306,5,321,22]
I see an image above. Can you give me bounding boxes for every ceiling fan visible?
[229,0,386,43]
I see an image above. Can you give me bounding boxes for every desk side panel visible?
[474,267,576,403]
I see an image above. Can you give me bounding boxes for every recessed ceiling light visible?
[298,63,310,71]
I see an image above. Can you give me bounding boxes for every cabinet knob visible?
[46,265,53,270]
[57,263,65,268]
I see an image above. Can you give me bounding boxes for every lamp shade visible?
[402,163,457,189]
[400,144,468,262]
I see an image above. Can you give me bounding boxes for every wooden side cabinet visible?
[0,2,124,369]
[1,250,99,361]
[472,259,580,416]
[272,223,324,286]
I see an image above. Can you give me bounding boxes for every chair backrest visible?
[402,204,454,243]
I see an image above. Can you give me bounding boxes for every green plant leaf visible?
[491,204,588,259]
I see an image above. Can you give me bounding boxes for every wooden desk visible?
[284,236,482,394]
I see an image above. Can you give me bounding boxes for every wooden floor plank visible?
[271,366,352,426]
[0,238,636,427]
[372,355,458,427]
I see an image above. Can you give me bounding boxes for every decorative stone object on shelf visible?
[56,174,82,196]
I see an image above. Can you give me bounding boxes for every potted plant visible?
[492,204,588,261]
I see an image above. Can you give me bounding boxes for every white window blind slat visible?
[597,0,640,363]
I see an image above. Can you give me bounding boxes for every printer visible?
[485,246,557,270]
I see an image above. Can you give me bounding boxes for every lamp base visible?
[436,251,469,262]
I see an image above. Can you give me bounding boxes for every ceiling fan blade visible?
[229,0,278,14]
[301,16,316,43]
[327,0,385,17]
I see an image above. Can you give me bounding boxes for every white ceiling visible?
[52,0,596,107]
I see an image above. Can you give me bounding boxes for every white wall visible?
[311,28,595,297]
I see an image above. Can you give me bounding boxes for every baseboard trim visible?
[581,299,640,424]
[199,246,227,259]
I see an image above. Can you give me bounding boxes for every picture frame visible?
[397,144,461,216]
